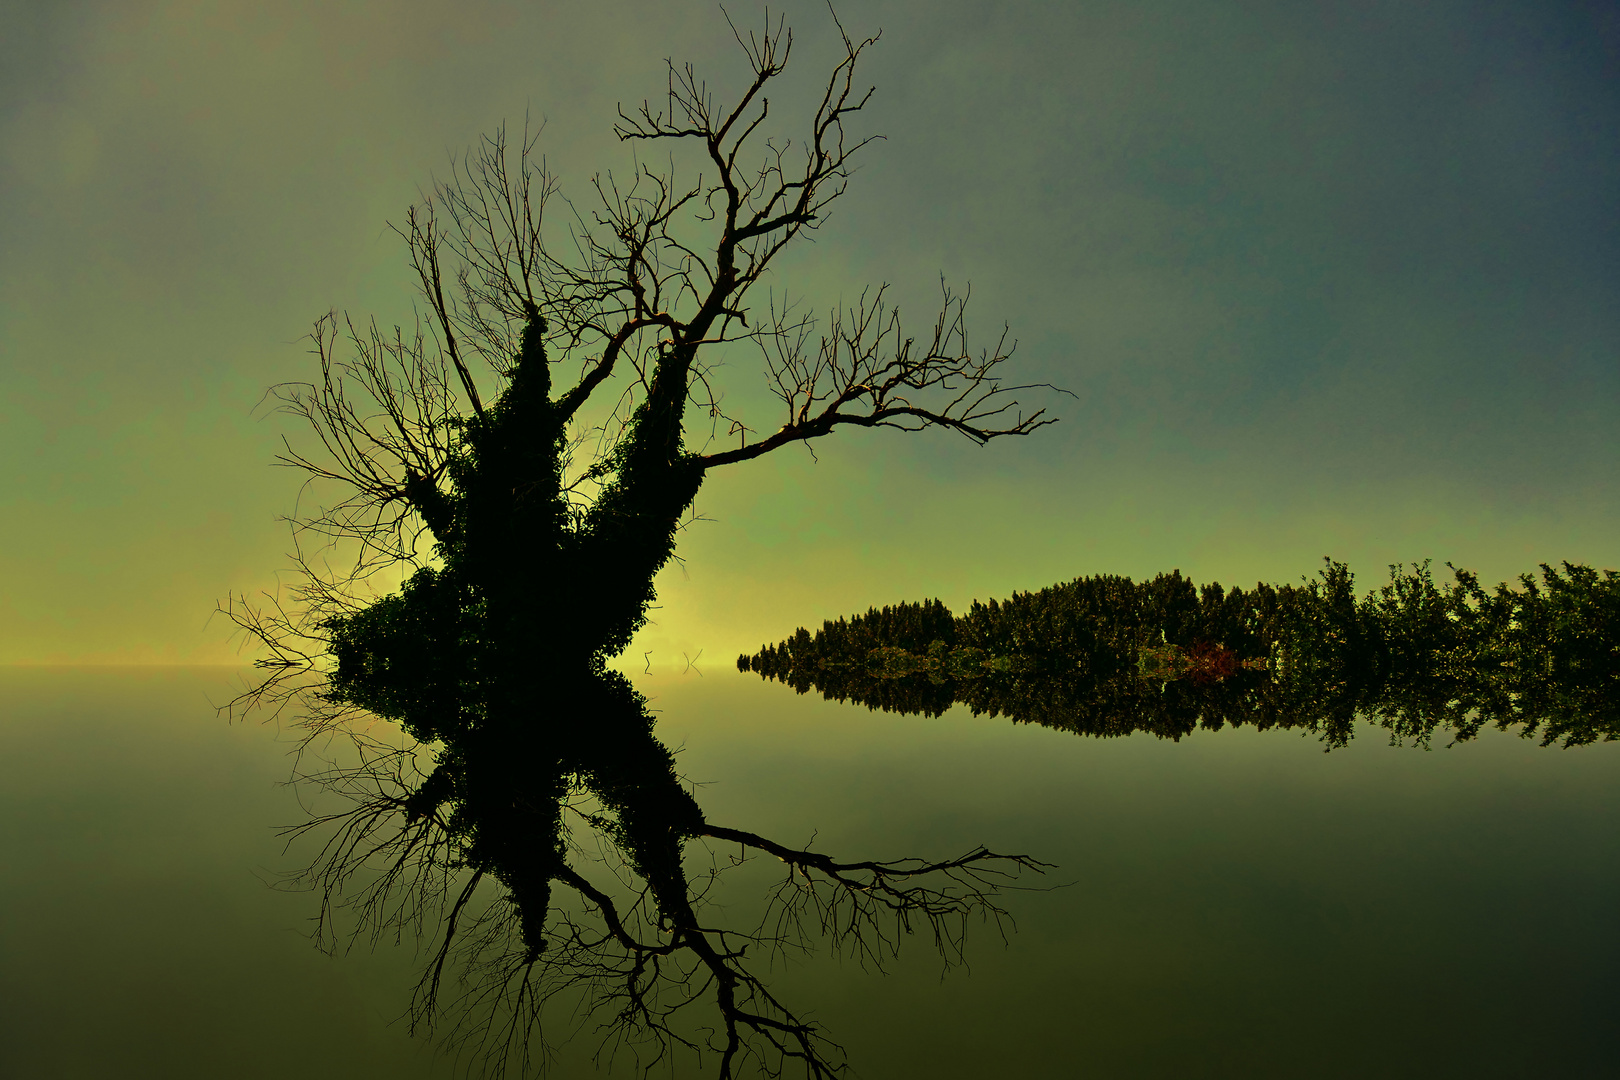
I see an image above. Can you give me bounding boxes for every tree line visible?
[740,560,1620,748]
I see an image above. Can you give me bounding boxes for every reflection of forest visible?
[741,561,1620,749]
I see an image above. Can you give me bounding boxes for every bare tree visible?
[226,10,1058,1078]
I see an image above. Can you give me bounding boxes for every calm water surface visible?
[2,667,1616,1077]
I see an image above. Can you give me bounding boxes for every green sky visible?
[2,0,1616,667]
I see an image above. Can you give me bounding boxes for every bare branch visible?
[699,282,1067,468]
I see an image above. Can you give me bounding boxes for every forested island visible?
[740,560,1620,749]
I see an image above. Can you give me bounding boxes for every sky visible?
[1,0,1616,667]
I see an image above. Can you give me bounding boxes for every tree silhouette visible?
[225,12,1055,1078]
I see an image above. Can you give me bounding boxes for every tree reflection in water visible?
[256,662,1040,1078]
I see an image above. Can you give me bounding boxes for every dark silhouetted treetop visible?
[741,560,1620,749]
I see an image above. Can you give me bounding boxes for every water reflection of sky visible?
[3,667,1616,1078]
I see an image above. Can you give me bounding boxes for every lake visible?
[2,666,1616,1078]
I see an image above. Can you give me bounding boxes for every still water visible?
[2,666,1616,1078]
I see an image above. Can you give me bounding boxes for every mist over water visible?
[3,667,1615,1078]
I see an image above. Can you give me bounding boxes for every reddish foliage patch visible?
[1186,640,1240,684]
